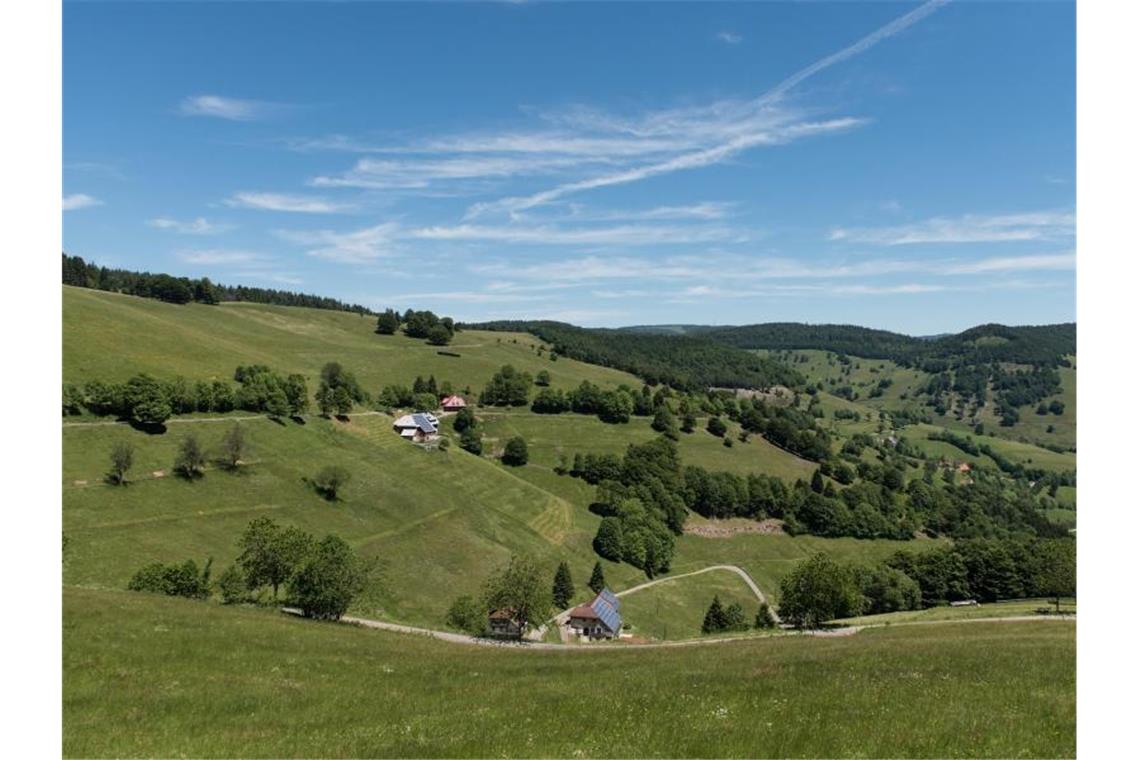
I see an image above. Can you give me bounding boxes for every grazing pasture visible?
[63,587,1076,759]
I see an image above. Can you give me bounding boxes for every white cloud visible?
[466,1,945,216]
[149,217,226,235]
[408,223,745,246]
[177,249,269,265]
[469,117,865,217]
[63,194,102,211]
[178,95,281,121]
[225,192,353,214]
[311,154,607,190]
[276,223,399,263]
[944,252,1075,274]
[717,31,742,45]
[830,210,1076,245]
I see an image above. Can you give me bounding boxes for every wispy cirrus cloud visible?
[225,192,354,214]
[178,94,286,121]
[829,210,1075,245]
[176,248,270,265]
[63,193,102,211]
[408,222,746,246]
[275,223,399,263]
[464,0,946,216]
[717,31,743,45]
[149,216,227,235]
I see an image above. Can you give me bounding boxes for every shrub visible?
[707,416,727,437]
[312,465,351,500]
[502,436,529,466]
[128,558,212,599]
[217,564,249,604]
[446,595,487,636]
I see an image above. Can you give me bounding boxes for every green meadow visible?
[63,286,637,394]
[63,587,1076,759]
[617,568,765,640]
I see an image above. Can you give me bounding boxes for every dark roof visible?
[569,604,599,620]
[488,608,517,621]
[411,413,437,433]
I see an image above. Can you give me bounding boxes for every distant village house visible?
[441,395,467,412]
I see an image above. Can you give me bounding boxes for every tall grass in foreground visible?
[64,587,1074,758]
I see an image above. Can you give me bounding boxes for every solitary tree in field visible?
[502,436,529,466]
[174,433,206,478]
[707,416,727,437]
[220,424,248,469]
[588,561,606,594]
[535,370,551,387]
[552,561,575,609]
[312,465,351,501]
[108,441,134,485]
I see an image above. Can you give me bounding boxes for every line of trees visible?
[778,538,1076,628]
[65,362,370,424]
[63,253,372,314]
[127,517,378,620]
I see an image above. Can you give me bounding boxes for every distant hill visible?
[462,320,803,391]
[644,322,1076,369]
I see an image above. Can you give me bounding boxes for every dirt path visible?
[290,608,1072,652]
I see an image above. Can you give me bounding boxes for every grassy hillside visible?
[63,587,1076,758]
[64,411,934,626]
[618,569,765,640]
[63,286,639,394]
[474,409,817,483]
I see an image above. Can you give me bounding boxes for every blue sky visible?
[63,0,1074,333]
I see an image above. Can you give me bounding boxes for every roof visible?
[441,395,466,407]
[568,604,599,620]
[489,608,519,622]
[590,588,622,633]
[411,413,437,433]
[399,428,417,438]
[393,414,416,428]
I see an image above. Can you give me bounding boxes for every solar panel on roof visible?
[597,588,620,610]
[590,596,622,634]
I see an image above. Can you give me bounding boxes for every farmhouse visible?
[392,412,439,442]
[567,588,622,640]
[487,608,523,639]
[441,395,467,412]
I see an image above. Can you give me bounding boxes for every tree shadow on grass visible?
[290,415,307,426]
[301,476,339,502]
[126,419,167,435]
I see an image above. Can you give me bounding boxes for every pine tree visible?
[588,561,606,594]
[701,595,728,634]
[552,561,575,609]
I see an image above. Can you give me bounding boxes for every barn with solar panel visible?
[392,412,439,442]
[567,587,623,639]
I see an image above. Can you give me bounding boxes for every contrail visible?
[471,0,950,217]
